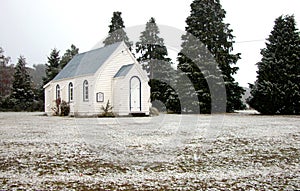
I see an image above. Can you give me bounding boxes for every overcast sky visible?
[1,0,299,87]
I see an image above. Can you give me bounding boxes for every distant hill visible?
[0,64,45,92]
[28,64,46,88]
[0,64,14,97]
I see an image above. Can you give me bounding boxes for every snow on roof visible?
[53,42,122,81]
[114,64,134,78]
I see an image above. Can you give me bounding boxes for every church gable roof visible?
[114,64,134,78]
[53,42,122,81]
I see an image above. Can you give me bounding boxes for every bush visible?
[51,98,61,116]
[0,97,14,111]
[98,100,115,117]
[60,100,70,116]
[0,96,44,112]
[51,98,70,116]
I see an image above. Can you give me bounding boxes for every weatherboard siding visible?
[94,46,135,114]
[113,65,150,115]
[112,77,129,115]
[131,64,150,115]
[45,76,95,115]
[73,76,95,115]
[44,42,150,116]
[44,85,53,114]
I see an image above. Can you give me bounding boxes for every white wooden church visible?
[44,42,151,116]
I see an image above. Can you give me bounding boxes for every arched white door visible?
[130,77,141,112]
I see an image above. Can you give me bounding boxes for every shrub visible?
[51,98,61,116]
[0,96,14,111]
[60,100,70,116]
[51,98,70,116]
[98,100,115,117]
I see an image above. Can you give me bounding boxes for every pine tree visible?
[60,44,79,69]
[177,33,218,113]
[10,56,35,111]
[248,15,300,114]
[103,11,132,48]
[136,17,180,112]
[136,18,172,78]
[177,0,245,113]
[43,48,60,85]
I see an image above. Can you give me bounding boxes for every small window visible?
[96,92,104,102]
[83,80,89,101]
[69,82,73,102]
[56,84,60,100]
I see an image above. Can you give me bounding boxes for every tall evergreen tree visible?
[248,15,300,114]
[136,17,172,79]
[43,48,60,85]
[60,44,79,69]
[136,17,179,112]
[103,11,132,48]
[177,0,245,113]
[10,56,35,111]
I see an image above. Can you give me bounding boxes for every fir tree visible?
[136,18,172,78]
[136,17,180,112]
[248,15,300,114]
[60,44,79,69]
[43,48,60,85]
[177,34,218,113]
[10,56,35,111]
[177,0,245,113]
[103,11,132,48]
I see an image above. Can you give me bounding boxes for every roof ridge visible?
[52,42,124,81]
[77,41,123,56]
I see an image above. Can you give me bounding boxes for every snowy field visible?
[0,112,299,190]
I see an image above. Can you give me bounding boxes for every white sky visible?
[0,0,299,87]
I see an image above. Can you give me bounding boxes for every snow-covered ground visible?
[0,112,299,190]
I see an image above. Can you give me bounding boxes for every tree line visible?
[0,45,79,111]
[1,0,299,114]
[103,1,299,114]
